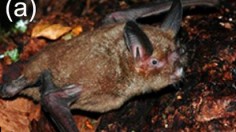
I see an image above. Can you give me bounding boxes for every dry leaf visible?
[31,22,50,37]
[74,115,100,132]
[32,22,72,40]
[3,56,12,65]
[71,25,83,36]
[20,38,47,61]
[0,98,41,132]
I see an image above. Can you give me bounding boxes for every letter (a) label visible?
[14,2,27,17]
[6,0,36,22]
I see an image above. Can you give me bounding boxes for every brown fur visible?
[20,23,183,112]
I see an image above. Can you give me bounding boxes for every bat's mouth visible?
[167,50,185,81]
[170,67,184,81]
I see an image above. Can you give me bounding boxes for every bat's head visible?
[124,0,184,88]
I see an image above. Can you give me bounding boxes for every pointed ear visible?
[161,0,183,38]
[124,21,153,60]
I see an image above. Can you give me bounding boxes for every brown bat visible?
[0,0,218,131]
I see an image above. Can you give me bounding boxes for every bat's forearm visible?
[103,0,219,24]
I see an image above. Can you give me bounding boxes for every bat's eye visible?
[149,58,165,68]
[152,59,158,65]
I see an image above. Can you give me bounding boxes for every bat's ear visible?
[161,0,183,38]
[124,21,153,61]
